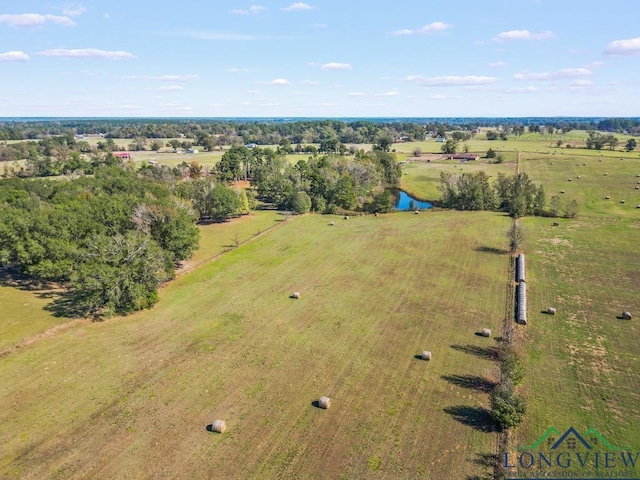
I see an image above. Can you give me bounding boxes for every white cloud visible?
[586,61,604,69]
[155,85,184,91]
[393,21,451,36]
[282,2,314,11]
[303,79,319,85]
[513,68,591,81]
[375,90,400,97]
[348,92,365,96]
[430,94,461,99]
[232,5,267,15]
[156,74,198,82]
[419,22,452,34]
[393,29,415,36]
[0,13,76,27]
[38,48,136,60]
[404,75,498,86]
[227,67,250,72]
[63,4,87,16]
[488,61,508,68]
[0,51,30,61]
[492,30,554,42]
[570,79,593,86]
[321,62,352,71]
[604,37,640,56]
[504,86,538,93]
[258,78,291,86]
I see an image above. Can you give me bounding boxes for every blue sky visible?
[1,0,639,117]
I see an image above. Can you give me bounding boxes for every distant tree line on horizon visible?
[1,117,638,147]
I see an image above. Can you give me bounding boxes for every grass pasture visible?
[0,211,511,479]
[514,215,640,454]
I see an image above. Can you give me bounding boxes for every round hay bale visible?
[577,175,581,179]
[622,311,633,320]
[635,186,639,190]
[568,178,572,182]
[481,328,491,337]
[621,200,625,204]
[329,221,335,226]
[605,196,610,199]
[422,350,432,361]
[552,221,559,226]
[604,173,608,176]
[212,420,227,433]
[547,307,557,315]
[636,205,640,209]
[343,215,349,220]
[318,396,331,409]
[550,162,554,165]
[292,291,301,299]
[374,212,378,217]
[636,174,640,177]
[560,190,565,194]
[414,210,419,214]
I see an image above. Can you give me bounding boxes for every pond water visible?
[393,190,432,211]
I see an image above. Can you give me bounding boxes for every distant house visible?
[186,148,199,154]
[435,136,446,143]
[245,143,257,149]
[444,154,480,161]
[113,152,132,159]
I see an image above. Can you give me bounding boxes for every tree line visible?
[0,164,260,317]
[439,171,578,218]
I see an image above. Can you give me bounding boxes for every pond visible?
[392,190,432,211]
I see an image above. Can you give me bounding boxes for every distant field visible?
[400,158,517,201]
[0,212,510,479]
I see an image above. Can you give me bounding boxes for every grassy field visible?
[0,211,511,479]
[1,130,640,479]
[0,210,286,352]
[514,214,640,454]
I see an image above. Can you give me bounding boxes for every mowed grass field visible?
[514,214,640,452]
[510,151,640,456]
[0,210,285,352]
[0,211,511,479]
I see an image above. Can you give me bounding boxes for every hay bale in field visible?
[605,196,610,199]
[552,221,559,226]
[421,350,432,361]
[568,178,572,181]
[547,307,557,315]
[583,163,587,166]
[212,420,227,433]
[329,221,335,226]
[635,186,639,190]
[621,200,625,204]
[636,174,640,177]
[414,210,419,214]
[604,172,608,176]
[637,205,640,209]
[561,190,565,194]
[344,215,349,220]
[481,328,491,337]
[318,396,331,409]
[550,162,554,165]
[292,291,301,299]
[622,312,633,320]
[577,175,581,179]
[374,212,378,217]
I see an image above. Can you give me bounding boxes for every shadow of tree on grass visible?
[450,344,500,361]
[442,374,496,393]
[444,405,497,433]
